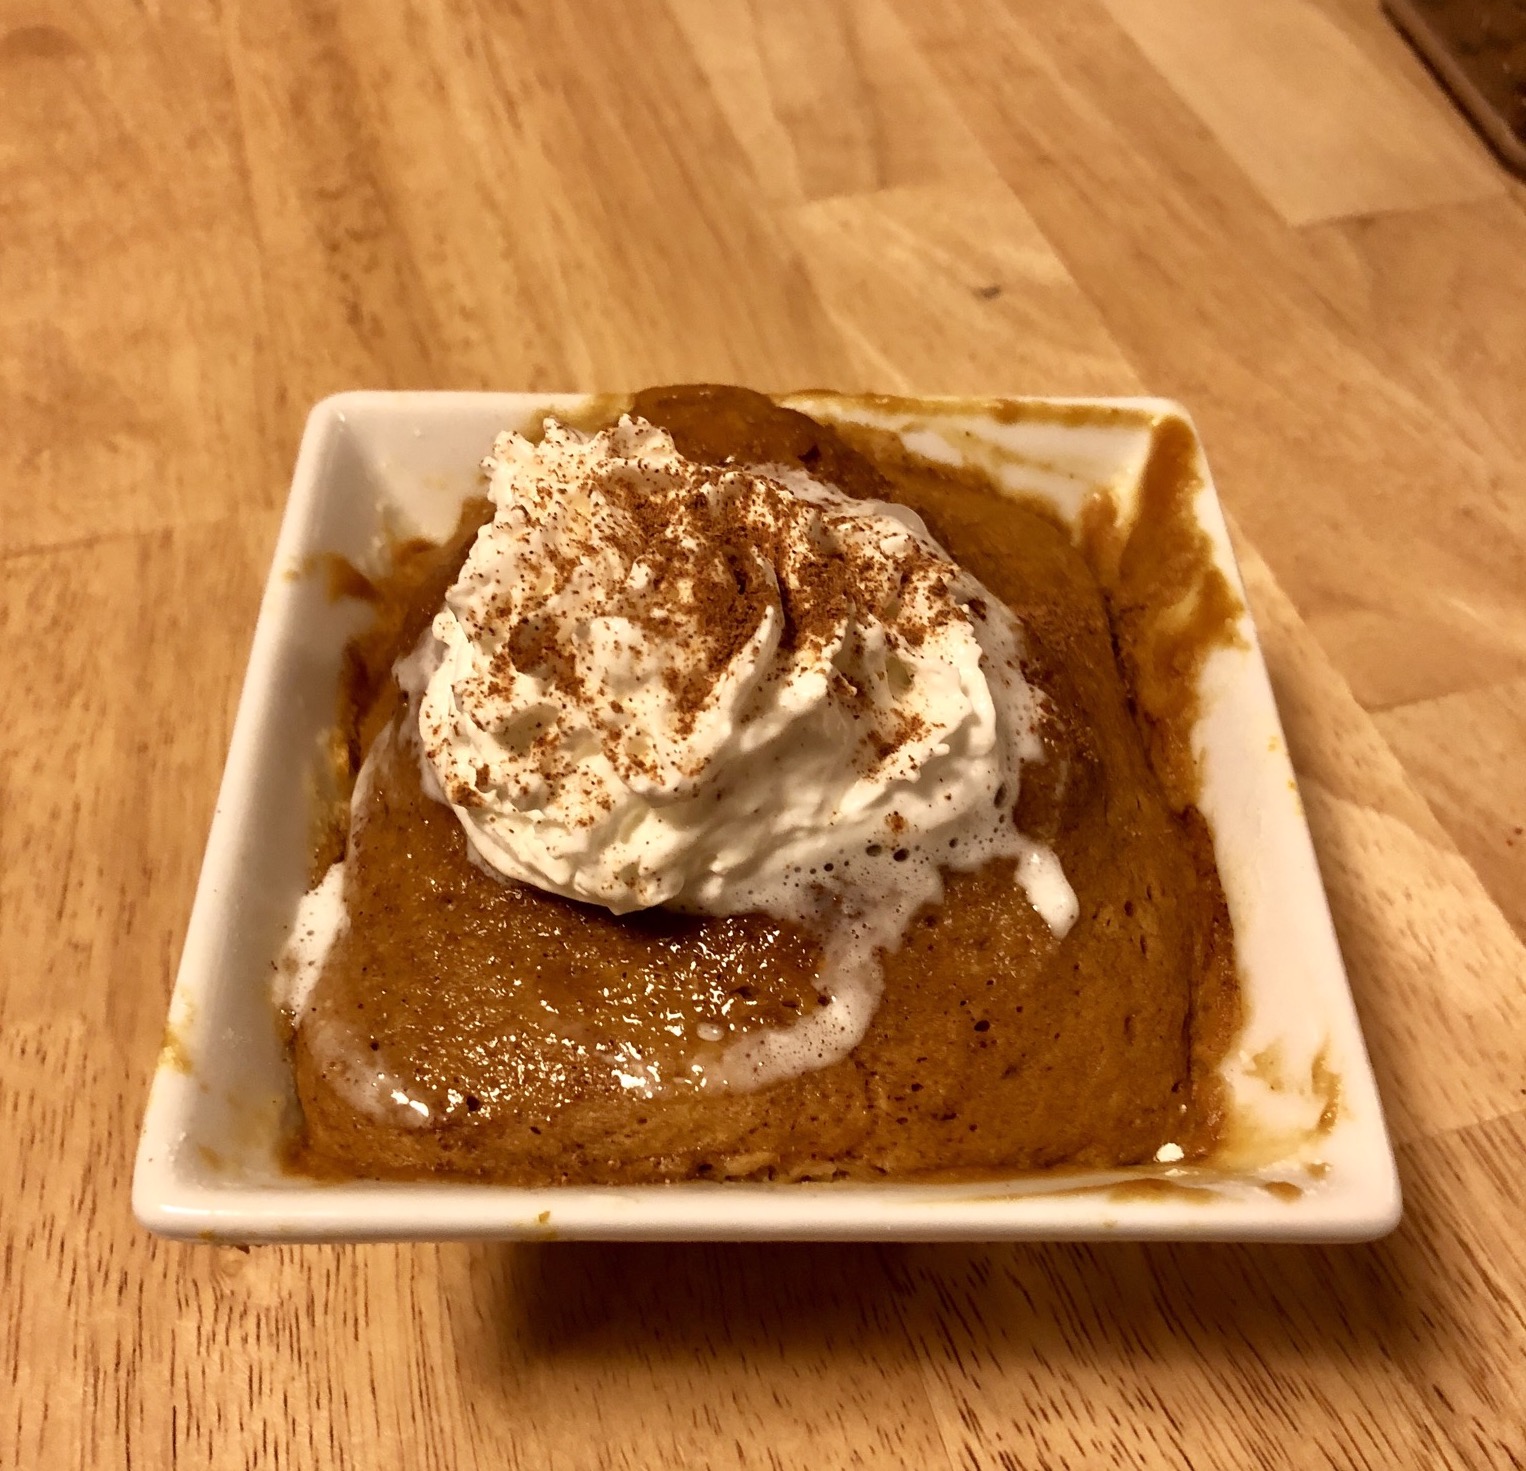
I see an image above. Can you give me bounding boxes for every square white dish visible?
[133,391,1401,1243]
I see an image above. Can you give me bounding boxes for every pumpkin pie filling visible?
[281,385,1241,1183]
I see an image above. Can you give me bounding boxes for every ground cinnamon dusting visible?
[464,421,967,774]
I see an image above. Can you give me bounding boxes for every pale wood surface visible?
[3,1,1524,1465]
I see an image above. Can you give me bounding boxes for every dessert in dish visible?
[278,385,1242,1184]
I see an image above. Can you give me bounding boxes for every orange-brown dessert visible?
[283,386,1241,1183]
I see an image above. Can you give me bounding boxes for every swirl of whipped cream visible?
[415,412,1070,934]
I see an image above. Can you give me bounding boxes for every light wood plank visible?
[0,9,280,553]
[785,182,1139,394]
[0,518,277,1032]
[1100,0,1502,225]
[216,0,852,395]
[667,0,995,204]
[1376,680,1526,941]
[1300,196,1526,473]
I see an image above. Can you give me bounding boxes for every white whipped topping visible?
[402,415,1077,1091]
[275,721,390,1017]
[421,417,1045,909]
[278,859,346,1014]
[1014,837,1081,938]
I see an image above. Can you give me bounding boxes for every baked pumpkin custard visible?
[278,385,1242,1183]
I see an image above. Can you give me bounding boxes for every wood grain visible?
[3,0,1523,1465]
[1100,0,1503,225]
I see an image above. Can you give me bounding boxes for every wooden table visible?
[4,1,1524,1465]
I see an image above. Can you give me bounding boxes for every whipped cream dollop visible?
[396,415,1077,1088]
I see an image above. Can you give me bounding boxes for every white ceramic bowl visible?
[133,392,1401,1243]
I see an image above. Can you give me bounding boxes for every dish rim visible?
[132,389,1402,1244]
